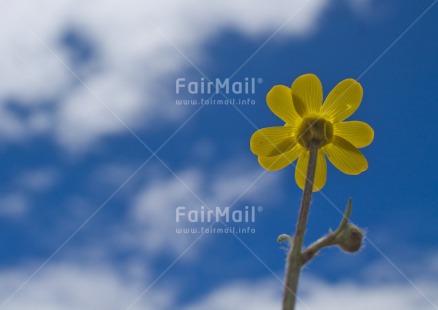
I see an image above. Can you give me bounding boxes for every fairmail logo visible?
[175,205,263,223]
[175,77,262,95]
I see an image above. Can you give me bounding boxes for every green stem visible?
[282,141,319,310]
[301,199,353,265]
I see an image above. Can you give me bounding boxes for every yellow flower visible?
[250,74,374,192]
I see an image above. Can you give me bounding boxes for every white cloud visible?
[185,275,438,310]
[185,280,281,310]
[16,168,58,192]
[0,193,28,218]
[0,0,362,151]
[122,159,281,256]
[54,73,146,151]
[2,259,437,310]
[2,254,438,310]
[348,0,373,15]
[0,263,172,310]
[0,168,58,218]
[299,276,438,310]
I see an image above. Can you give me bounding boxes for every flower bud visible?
[277,234,291,243]
[336,224,364,253]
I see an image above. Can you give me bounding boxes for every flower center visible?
[296,117,334,149]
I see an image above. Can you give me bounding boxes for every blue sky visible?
[1,0,438,309]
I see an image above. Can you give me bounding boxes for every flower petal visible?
[294,149,326,191]
[321,79,363,122]
[291,74,323,117]
[258,144,302,171]
[334,121,374,148]
[323,136,368,175]
[267,85,300,126]
[250,126,295,156]
[314,150,327,191]
[294,150,309,190]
